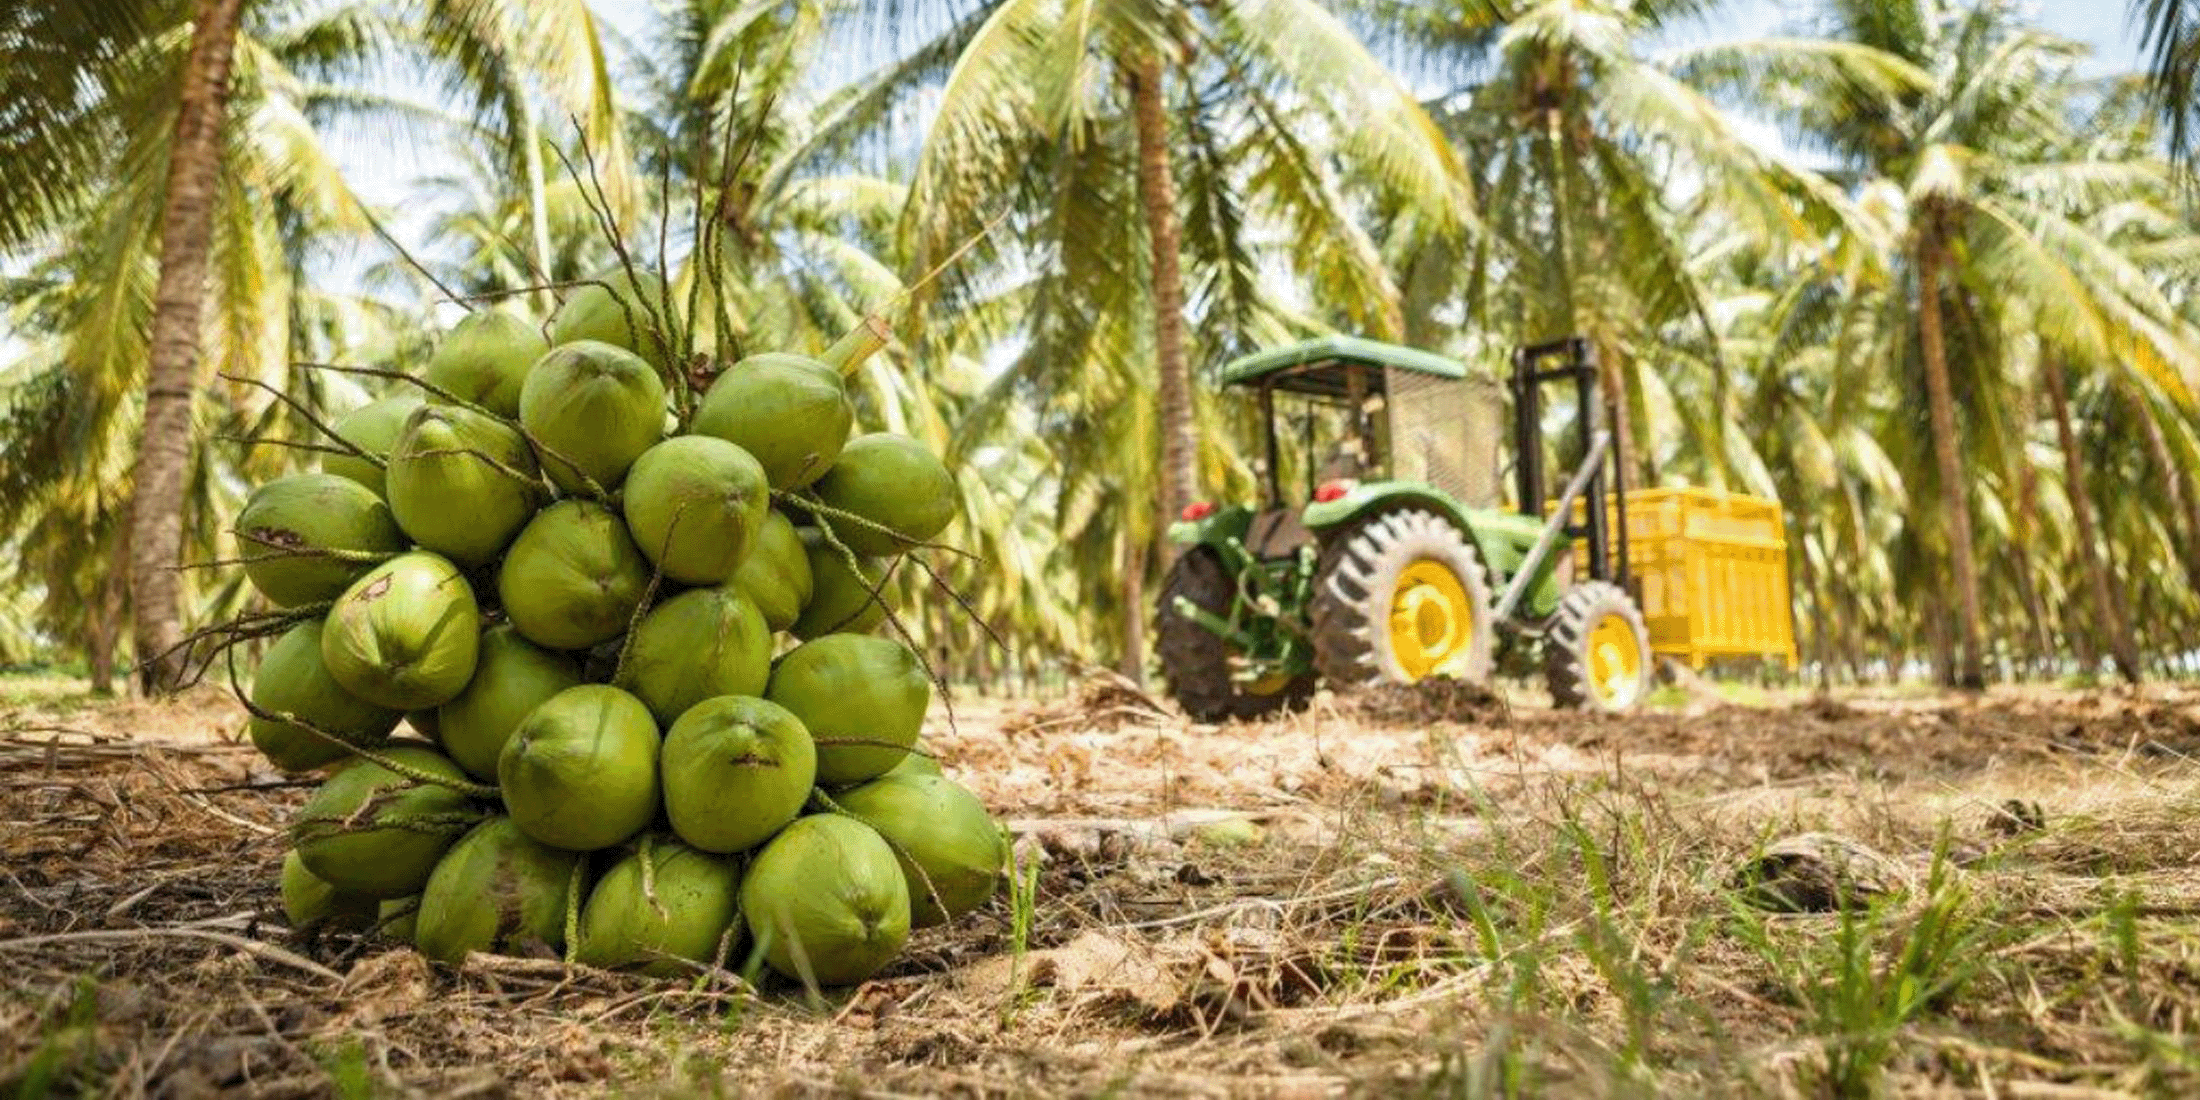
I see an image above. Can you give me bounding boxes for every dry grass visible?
[4,680,2199,1097]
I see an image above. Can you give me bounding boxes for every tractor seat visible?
[1245,507,1314,560]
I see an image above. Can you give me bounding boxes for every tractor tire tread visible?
[1156,547,1313,722]
[1542,580,1652,712]
[1310,509,1495,688]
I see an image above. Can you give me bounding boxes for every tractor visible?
[1157,335,1657,719]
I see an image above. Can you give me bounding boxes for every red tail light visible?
[1313,479,1355,503]
[1180,501,1216,521]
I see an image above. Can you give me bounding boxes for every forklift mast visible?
[1509,338,1632,595]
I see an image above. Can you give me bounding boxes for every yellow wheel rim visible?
[1586,612,1645,707]
[1387,561,1475,680]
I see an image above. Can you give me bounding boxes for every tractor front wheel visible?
[1156,547,1313,722]
[1311,510,1495,688]
[1543,580,1653,712]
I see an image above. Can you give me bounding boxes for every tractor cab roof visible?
[1219,335,1469,397]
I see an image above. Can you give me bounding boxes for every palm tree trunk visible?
[84,594,120,698]
[1799,542,1831,691]
[1127,56,1196,530]
[126,0,247,695]
[2008,425,2057,671]
[2131,388,2200,593]
[2042,356,2142,685]
[1120,533,1147,686]
[1913,228,1987,689]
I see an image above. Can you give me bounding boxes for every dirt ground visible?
[5,677,2199,1098]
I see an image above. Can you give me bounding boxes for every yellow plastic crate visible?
[1566,488,1798,670]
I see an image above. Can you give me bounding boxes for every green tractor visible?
[1157,335,1654,720]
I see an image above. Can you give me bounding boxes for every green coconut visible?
[385,403,541,566]
[660,695,816,854]
[621,436,770,585]
[249,620,402,773]
[766,635,930,786]
[322,393,425,495]
[320,552,481,710]
[740,814,910,986]
[378,896,419,942]
[833,774,1004,928]
[731,510,813,632]
[519,340,667,494]
[691,354,853,490]
[574,838,743,976]
[788,531,888,640]
[615,587,772,727]
[293,746,478,899]
[414,815,583,965]
[549,268,681,367]
[423,308,549,418]
[809,434,958,556]
[281,849,379,932]
[234,474,406,608]
[499,685,661,852]
[497,500,653,651]
[436,626,582,781]
[881,743,943,779]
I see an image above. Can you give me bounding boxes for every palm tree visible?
[1769,0,2200,687]
[3,0,622,691]
[892,0,1468,528]
[0,0,169,250]
[128,0,251,691]
[1374,0,1920,490]
[824,0,1466,677]
[2039,353,2142,682]
[2132,0,2200,162]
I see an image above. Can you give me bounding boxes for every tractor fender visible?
[1166,504,1254,550]
[1300,481,1511,574]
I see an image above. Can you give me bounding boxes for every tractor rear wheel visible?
[1311,510,1494,688]
[1543,580,1653,711]
[1156,547,1313,722]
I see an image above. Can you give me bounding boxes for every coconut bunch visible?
[241,274,1006,988]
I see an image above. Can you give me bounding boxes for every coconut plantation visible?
[5,1,2200,1096]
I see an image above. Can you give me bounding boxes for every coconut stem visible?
[809,789,951,925]
[637,835,670,925]
[820,316,891,378]
[901,552,1011,656]
[293,362,496,419]
[800,514,954,739]
[291,361,606,502]
[611,501,686,685]
[217,434,379,462]
[552,133,686,416]
[335,811,485,837]
[138,603,330,689]
[804,516,959,737]
[289,720,501,799]
[218,373,378,464]
[225,653,500,798]
[228,529,404,566]
[563,857,587,965]
[403,445,552,497]
[775,492,976,562]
